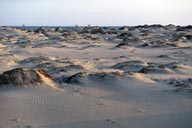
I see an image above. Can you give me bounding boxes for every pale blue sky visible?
[0,0,191,26]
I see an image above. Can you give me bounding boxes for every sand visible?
[0,25,192,128]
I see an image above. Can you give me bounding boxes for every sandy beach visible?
[0,25,192,128]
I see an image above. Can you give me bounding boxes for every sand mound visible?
[0,44,6,49]
[79,26,105,34]
[139,62,192,75]
[119,26,129,31]
[55,27,64,32]
[176,25,192,31]
[35,27,47,33]
[140,39,175,48]
[139,67,173,74]
[117,32,133,39]
[0,68,56,89]
[90,27,105,34]
[50,64,85,74]
[59,69,156,85]
[64,72,89,84]
[19,56,66,68]
[130,73,156,84]
[14,40,33,48]
[88,70,125,81]
[82,33,102,40]
[165,63,192,75]
[20,56,57,64]
[139,63,174,74]
[59,70,125,84]
[165,62,192,70]
[172,33,192,42]
[115,42,130,48]
[117,32,139,43]
[62,31,82,40]
[112,60,148,72]
[167,78,192,92]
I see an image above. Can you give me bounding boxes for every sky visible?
[0,0,192,26]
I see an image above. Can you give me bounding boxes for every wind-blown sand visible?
[0,25,192,128]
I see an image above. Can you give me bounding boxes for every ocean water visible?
[11,26,120,30]
[12,26,74,30]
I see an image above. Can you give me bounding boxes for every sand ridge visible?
[0,25,192,128]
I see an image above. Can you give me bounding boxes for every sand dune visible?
[0,25,192,128]
[0,68,57,89]
[111,60,148,72]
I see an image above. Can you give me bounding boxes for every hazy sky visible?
[0,0,192,26]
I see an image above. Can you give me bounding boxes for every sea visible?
[11,26,75,30]
[11,26,120,30]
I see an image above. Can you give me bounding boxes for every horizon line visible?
[1,24,192,27]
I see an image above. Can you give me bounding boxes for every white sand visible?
[0,26,192,128]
